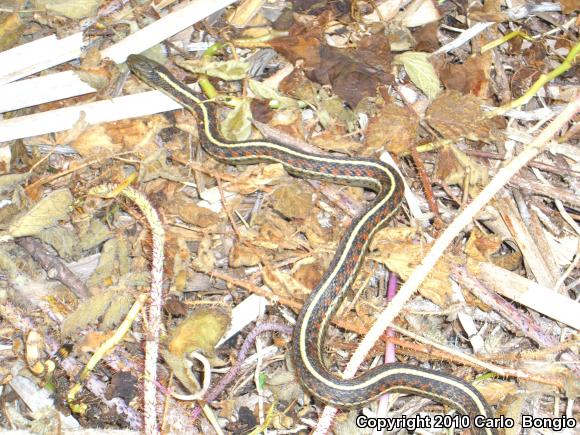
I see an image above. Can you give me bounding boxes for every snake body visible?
[127,54,496,435]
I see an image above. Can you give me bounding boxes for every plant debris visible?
[0,0,578,434]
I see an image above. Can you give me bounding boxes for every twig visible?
[409,147,443,230]
[15,237,90,299]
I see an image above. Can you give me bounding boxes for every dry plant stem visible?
[89,183,165,435]
[509,177,580,209]
[210,267,564,386]
[496,196,559,288]
[491,340,578,363]
[216,174,241,239]
[212,269,523,372]
[190,322,293,422]
[464,149,580,178]
[15,236,90,298]
[451,266,558,347]
[477,262,579,329]
[389,325,564,389]
[24,152,134,194]
[311,179,364,218]
[313,95,580,434]
[253,119,323,155]
[409,147,443,230]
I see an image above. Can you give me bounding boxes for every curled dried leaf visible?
[167,307,231,356]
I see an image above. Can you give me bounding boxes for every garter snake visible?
[127,54,497,435]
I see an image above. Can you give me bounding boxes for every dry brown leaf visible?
[262,265,310,301]
[226,163,286,195]
[78,331,114,353]
[434,145,489,188]
[464,228,502,261]
[411,21,440,52]
[303,214,333,246]
[311,129,362,154]
[255,212,301,251]
[476,380,517,406]
[436,53,493,98]
[32,0,101,20]
[492,251,522,271]
[279,69,319,106]
[270,30,393,107]
[468,0,507,23]
[365,102,419,155]
[510,66,541,99]
[76,63,112,93]
[0,173,29,195]
[317,94,357,129]
[69,125,121,158]
[71,118,162,159]
[265,369,304,406]
[229,243,262,268]
[426,90,497,142]
[177,201,219,228]
[271,183,314,219]
[291,259,323,290]
[560,0,580,14]
[370,238,455,306]
[162,349,200,394]
[170,239,191,293]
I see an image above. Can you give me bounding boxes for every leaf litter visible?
[0,0,578,434]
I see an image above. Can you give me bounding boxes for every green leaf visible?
[221,99,252,141]
[176,59,249,81]
[395,52,441,99]
[248,79,302,109]
[258,372,267,390]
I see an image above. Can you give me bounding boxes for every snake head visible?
[126,54,170,87]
